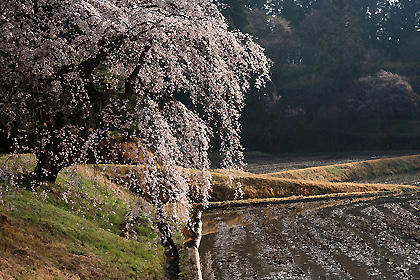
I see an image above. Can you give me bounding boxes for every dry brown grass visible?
[208,155,420,202]
[266,154,420,182]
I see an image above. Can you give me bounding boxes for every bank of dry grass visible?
[266,154,420,182]
[209,155,420,202]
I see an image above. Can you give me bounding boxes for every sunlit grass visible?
[209,154,420,202]
[0,154,164,279]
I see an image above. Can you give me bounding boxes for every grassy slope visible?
[0,155,164,280]
[209,154,420,201]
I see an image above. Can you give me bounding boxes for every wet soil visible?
[244,150,420,174]
[199,193,420,279]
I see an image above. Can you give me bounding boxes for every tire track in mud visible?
[200,193,420,280]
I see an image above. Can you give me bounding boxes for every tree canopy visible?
[0,0,271,221]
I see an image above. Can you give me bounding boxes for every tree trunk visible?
[33,141,62,182]
[32,108,67,182]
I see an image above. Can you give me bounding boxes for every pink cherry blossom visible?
[0,0,271,225]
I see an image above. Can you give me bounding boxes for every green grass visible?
[326,166,344,177]
[397,160,415,172]
[0,153,36,173]
[0,154,164,279]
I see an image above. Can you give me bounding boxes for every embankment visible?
[266,154,420,182]
[209,154,420,202]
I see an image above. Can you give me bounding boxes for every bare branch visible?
[124,43,152,98]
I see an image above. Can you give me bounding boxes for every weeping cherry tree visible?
[0,0,271,231]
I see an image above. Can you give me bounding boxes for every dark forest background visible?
[223,0,420,153]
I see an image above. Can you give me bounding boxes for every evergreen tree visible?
[320,0,366,90]
[221,0,254,33]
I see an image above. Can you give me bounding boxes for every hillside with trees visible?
[222,0,420,153]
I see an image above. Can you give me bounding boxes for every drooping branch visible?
[0,0,271,224]
[33,0,39,14]
[124,43,152,98]
[54,33,129,110]
[0,100,39,103]
[80,33,127,83]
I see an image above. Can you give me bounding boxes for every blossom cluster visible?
[0,0,271,227]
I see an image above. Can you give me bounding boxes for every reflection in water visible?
[199,193,420,280]
[201,211,248,237]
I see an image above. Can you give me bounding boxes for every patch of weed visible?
[397,161,415,172]
[326,166,343,177]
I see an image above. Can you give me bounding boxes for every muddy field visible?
[199,193,420,279]
[244,150,420,174]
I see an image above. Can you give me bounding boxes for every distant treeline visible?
[222,0,420,153]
